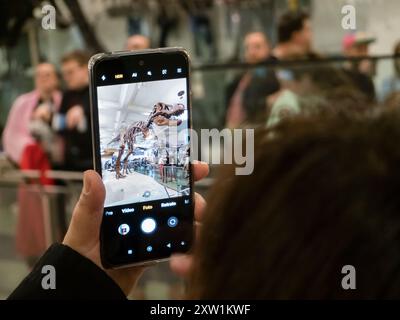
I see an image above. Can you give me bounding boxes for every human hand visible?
[169,161,209,278]
[32,104,51,122]
[62,170,145,295]
[63,161,209,296]
[66,105,84,129]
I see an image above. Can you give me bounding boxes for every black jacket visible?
[225,57,280,122]
[59,86,93,171]
[8,244,126,300]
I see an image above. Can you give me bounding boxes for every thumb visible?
[63,170,105,252]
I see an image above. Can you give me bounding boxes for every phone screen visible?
[90,50,193,268]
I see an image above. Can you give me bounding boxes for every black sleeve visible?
[59,92,69,115]
[243,70,281,119]
[7,243,127,300]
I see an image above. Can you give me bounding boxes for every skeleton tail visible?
[108,135,120,146]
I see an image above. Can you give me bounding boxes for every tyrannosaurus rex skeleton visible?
[108,102,184,179]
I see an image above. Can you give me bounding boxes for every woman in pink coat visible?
[2,62,62,267]
[3,63,62,165]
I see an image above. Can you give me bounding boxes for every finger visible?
[169,254,193,278]
[75,170,105,216]
[192,161,209,182]
[63,170,105,248]
[194,192,206,222]
[169,220,201,278]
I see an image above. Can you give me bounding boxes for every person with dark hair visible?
[273,10,313,60]
[267,64,372,128]
[54,50,93,171]
[267,10,316,126]
[190,110,400,299]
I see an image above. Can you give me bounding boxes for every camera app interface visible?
[98,79,189,206]
[96,60,192,266]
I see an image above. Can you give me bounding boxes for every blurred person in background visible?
[2,63,62,166]
[272,10,314,60]
[125,34,151,51]
[225,31,280,127]
[380,41,400,102]
[267,65,368,128]
[343,32,376,75]
[267,10,316,123]
[2,62,62,268]
[54,50,92,172]
[342,32,376,103]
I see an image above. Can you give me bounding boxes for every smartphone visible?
[89,48,194,268]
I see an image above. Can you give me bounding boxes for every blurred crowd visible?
[6,9,400,174]
[225,10,400,128]
[2,35,151,173]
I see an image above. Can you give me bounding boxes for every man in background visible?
[265,10,315,120]
[225,32,280,127]
[273,10,313,60]
[55,50,92,171]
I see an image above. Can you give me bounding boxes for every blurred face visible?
[125,35,151,51]
[35,63,58,94]
[293,19,313,52]
[62,60,89,90]
[244,33,270,64]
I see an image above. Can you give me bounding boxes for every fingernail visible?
[83,171,92,195]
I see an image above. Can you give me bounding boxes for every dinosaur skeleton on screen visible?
[108,102,185,179]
